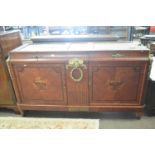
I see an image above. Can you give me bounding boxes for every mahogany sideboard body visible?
[8,42,150,115]
[0,30,22,110]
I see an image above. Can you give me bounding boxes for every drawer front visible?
[89,61,147,105]
[89,51,149,61]
[13,63,67,105]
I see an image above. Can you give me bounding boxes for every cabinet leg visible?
[14,108,21,115]
[135,111,144,119]
[16,104,24,116]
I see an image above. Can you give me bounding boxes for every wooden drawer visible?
[88,51,149,62]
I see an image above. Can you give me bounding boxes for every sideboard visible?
[0,30,22,57]
[8,42,150,117]
[0,30,22,111]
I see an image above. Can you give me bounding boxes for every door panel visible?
[89,63,145,105]
[14,63,67,105]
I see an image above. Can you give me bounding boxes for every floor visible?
[0,109,155,129]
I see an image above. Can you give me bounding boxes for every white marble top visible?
[12,42,149,52]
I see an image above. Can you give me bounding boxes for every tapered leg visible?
[14,108,21,114]
[16,104,24,116]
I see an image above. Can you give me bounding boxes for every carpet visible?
[0,117,99,129]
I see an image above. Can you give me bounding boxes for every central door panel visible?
[66,62,89,106]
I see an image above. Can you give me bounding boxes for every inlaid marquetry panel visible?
[89,62,146,105]
[13,63,67,105]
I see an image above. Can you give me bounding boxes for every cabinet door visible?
[13,63,67,105]
[89,62,146,105]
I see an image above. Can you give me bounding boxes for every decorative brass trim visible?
[112,53,125,58]
[66,58,87,82]
[66,58,87,69]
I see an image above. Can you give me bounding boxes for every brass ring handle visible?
[70,67,83,82]
[66,58,87,82]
